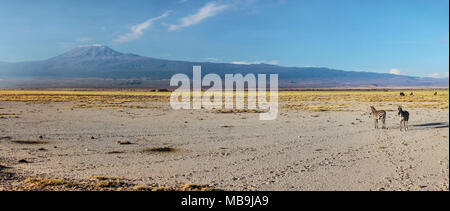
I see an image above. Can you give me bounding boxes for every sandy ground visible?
[0,100,448,191]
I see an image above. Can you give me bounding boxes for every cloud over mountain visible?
[116,11,171,43]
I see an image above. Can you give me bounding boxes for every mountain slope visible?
[0,45,448,88]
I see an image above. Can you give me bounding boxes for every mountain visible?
[0,45,448,88]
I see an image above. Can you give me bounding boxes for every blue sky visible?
[0,0,448,78]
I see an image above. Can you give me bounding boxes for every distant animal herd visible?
[370,91,439,132]
[400,91,439,96]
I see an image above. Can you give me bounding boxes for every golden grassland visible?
[0,90,448,112]
[0,90,171,104]
[279,90,448,103]
[281,90,449,111]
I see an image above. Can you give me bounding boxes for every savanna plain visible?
[0,90,448,191]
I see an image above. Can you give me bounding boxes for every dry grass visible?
[132,186,172,191]
[283,104,350,111]
[140,147,177,153]
[10,140,49,145]
[72,103,151,109]
[0,90,448,112]
[0,113,16,115]
[0,90,171,101]
[23,178,72,189]
[116,141,133,145]
[19,176,130,191]
[106,150,126,154]
[279,90,448,102]
[0,136,12,140]
[404,102,449,109]
[106,147,177,155]
[280,90,448,111]
[89,176,111,181]
[0,116,19,119]
[0,112,20,119]
[133,184,218,191]
[0,90,167,111]
[91,176,129,189]
[179,184,218,191]
[212,108,266,113]
[16,176,218,191]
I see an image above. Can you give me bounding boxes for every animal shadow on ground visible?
[411,122,449,130]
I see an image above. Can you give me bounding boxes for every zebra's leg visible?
[405,121,408,131]
[382,118,386,129]
[374,119,378,129]
[400,120,403,131]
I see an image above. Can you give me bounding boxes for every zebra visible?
[398,106,409,131]
[370,106,387,129]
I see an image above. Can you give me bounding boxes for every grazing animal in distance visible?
[410,92,414,96]
[398,106,409,131]
[434,92,438,96]
[370,106,387,129]
[400,92,406,96]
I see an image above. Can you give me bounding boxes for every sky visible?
[0,0,448,78]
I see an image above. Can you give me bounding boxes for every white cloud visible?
[389,68,401,75]
[78,44,103,47]
[232,60,279,65]
[116,11,170,43]
[445,72,449,78]
[427,73,440,78]
[232,61,252,65]
[169,2,230,31]
[204,57,219,62]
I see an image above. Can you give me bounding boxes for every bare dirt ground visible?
[0,91,448,191]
